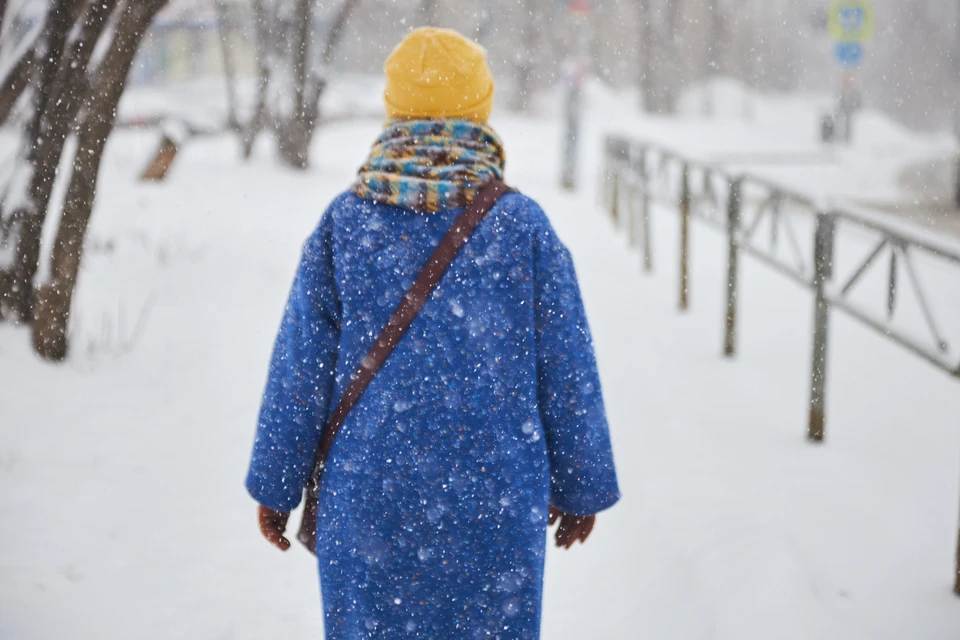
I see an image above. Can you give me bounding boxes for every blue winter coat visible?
[246,190,620,640]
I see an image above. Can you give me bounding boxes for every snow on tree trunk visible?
[1,0,75,321]
[33,0,169,361]
[0,48,33,125]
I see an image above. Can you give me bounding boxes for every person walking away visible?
[245,26,620,640]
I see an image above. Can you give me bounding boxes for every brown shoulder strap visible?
[298,179,512,552]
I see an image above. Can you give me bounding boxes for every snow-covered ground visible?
[2,79,960,639]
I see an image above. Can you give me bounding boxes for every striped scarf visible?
[352,120,505,213]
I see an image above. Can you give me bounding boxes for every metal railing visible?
[600,134,960,594]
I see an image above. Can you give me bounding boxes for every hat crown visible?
[387,28,485,86]
[383,27,494,123]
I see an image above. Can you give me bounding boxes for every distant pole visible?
[954,0,960,209]
[702,0,724,117]
[678,164,691,311]
[560,0,589,191]
[639,150,653,272]
[955,156,960,211]
[609,168,619,222]
[827,1,873,144]
[637,0,650,110]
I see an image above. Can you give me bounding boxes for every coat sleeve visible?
[245,213,341,512]
[532,215,620,517]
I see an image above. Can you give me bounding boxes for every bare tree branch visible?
[10,0,118,222]
[318,0,361,67]
[276,0,361,169]
[303,0,360,114]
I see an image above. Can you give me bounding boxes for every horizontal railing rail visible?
[600,134,960,595]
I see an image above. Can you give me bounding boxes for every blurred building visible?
[6,0,949,135]
[133,0,255,85]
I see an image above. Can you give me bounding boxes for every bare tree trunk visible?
[275,0,313,169]
[641,0,682,114]
[512,0,538,113]
[33,0,169,361]
[3,0,118,321]
[30,0,118,185]
[291,0,310,123]
[278,0,360,169]
[303,0,360,119]
[317,0,361,67]
[242,0,272,159]
[419,0,436,26]
[2,0,75,321]
[243,0,360,168]
[0,47,33,125]
[0,0,87,127]
[215,0,240,131]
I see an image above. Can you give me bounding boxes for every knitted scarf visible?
[352,119,505,213]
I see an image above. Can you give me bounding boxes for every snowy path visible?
[520,120,960,640]
[2,109,960,639]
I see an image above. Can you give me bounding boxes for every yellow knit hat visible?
[383,27,495,123]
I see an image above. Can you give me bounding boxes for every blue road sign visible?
[834,42,864,67]
[839,7,865,31]
[829,1,874,43]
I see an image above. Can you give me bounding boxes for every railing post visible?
[723,178,742,357]
[610,167,620,225]
[679,163,691,311]
[627,150,638,247]
[808,212,836,443]
[597,142,610,209]
[955,505,960,596]
[640,150,653,273]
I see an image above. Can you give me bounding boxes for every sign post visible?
[560,0,590,191]
[823,0,873,144]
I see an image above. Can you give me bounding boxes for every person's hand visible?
[258,505,291,551]
[548,505,596,549]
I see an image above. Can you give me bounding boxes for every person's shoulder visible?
[300,191,365,252]
[326,190,374,218]
[495,190,551,234]
[309,191,375,232]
